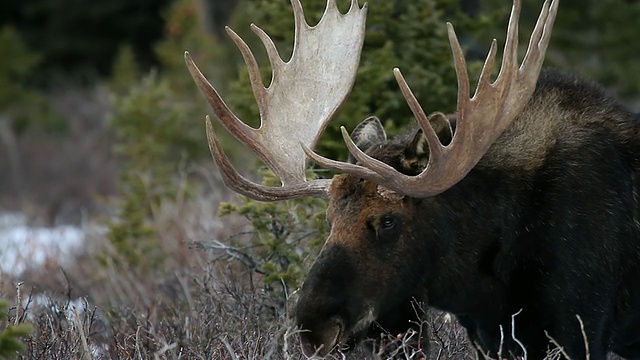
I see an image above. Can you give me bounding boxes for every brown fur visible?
[326,175,408,249]
[482,69,638,172]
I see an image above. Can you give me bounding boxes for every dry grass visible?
[3,277,475,360]
[0,179,625,360]
[0,178,473,360]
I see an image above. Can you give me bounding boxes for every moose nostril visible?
[299,319,345,358]
[299,333,328,358]
[299,334,316,358]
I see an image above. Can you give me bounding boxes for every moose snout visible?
[294,245,356,357]
[298,317,344,358]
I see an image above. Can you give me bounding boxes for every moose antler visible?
[186,0,367,201]
[304,0,558,198]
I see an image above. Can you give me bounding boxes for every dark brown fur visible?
[294,69,640,359]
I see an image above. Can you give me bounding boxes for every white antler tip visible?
[446,22,458,39]
[393,68,404,81]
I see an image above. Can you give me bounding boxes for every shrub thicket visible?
[104,0,218,272]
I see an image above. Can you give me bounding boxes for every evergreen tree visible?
[0,300,32,359]
[105,0,219,271]
[481,0,640,99]
[0,0,171,81]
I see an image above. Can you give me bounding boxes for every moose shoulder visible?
[185,0,640,358]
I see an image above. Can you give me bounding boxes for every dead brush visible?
[0,181,619,360]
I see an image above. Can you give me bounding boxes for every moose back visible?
[185,0,640,358]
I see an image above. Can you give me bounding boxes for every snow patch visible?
[0,212,85,276]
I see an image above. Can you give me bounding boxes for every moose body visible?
[293,69,640,359]
[185,0,640,358]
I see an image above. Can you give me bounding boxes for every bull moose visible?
[185,0,640,358]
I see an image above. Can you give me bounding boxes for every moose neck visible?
[416,165,531,320]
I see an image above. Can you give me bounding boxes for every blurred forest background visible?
[0,0,639,228]
[0,0,639,358]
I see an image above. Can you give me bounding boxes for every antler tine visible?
[475,39,499,97]
[225,27,268,115]
[185,52,257,153]
[446,23,471,111]
[495,0,522,84]
[291,0,307,34]
[187,0,367,201]
[302,136,387,183]
[521,0,558,82]
[206,116,331,201]
[393,68,446,164]
[306,0,559,198]
[250,24,284,87]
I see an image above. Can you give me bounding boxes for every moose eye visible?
[380,215,396,230]
[375,214,402,242]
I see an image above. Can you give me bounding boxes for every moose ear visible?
[404,112,454,170]
[348,116,387,163]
